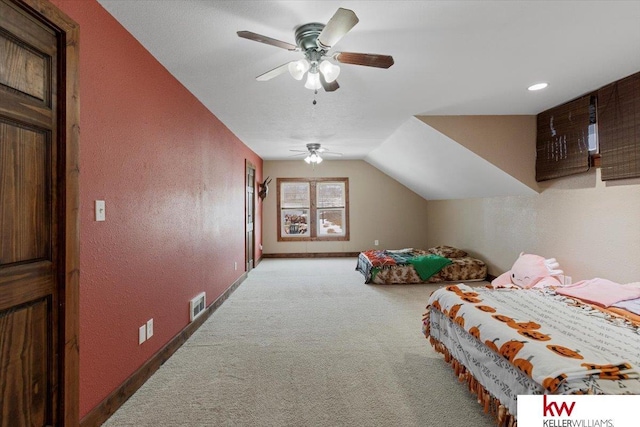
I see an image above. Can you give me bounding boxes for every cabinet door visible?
[536,95,591,182]
[598,71,640,181]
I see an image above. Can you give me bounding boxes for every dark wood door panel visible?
[0,28,54,128]
[1,0,63,425]
[0,297,50,427]
[0,88,53,129]
[0,0,56,58]
[0,30,48,101]
[0,0,56,129]
[0,120,51,266]
[0,261,53,312]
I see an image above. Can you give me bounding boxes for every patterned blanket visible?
[360,249,421,267]
[425,284,640,394]
[358,249,452,281]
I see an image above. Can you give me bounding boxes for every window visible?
[277,178,349,241]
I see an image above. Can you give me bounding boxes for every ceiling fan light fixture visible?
[304,70,322,90]
[304,153,323,164]
[318,60,340,83]
[288,59,310,80]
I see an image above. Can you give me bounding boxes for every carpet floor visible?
[102,258,495,427]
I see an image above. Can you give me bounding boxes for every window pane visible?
[281,209,310,237]
[317,209,345,236]
[281,182,309,208]
[317,182,344,208]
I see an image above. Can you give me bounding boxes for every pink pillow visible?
[491,252,563,289]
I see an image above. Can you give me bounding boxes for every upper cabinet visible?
[536,95,592,182]
[536,70,639,182]
[597,71,640,181]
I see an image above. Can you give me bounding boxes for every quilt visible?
[423,284,640,421]
[356,248,487,284]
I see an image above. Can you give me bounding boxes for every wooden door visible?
[246,162,255,271]
[0,0,79,425]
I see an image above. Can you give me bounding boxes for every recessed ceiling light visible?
[528,82,549,91]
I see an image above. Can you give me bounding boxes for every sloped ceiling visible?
[366,117,538,200]
[97,1,640,199]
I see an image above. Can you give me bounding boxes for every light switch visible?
[146,318,154,338]
[138,325,146,344]
[95,200,106,221]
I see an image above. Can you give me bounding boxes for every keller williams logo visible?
[543,395,576,417]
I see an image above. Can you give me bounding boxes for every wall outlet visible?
[138,325,146,344]
[146,318,154,338]
[234,261,237,271]
[374,240,379,246]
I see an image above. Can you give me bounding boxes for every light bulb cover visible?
[304,152,323,164]
[319,60,340,83]
[305,71,322,90]
[528,82,548,91]
[288,59,310,81]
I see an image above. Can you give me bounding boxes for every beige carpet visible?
[102,258,494,427]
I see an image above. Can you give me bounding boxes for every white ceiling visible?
[97,0,640,199]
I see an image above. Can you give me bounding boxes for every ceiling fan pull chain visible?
[313,89,318,105]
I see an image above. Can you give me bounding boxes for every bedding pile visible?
[356,246,487,284]
[423,283,640,425]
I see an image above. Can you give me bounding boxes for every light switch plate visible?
[138,325,146,344]
[95,200,106,221]
[146,318,154,338]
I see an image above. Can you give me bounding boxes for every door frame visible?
[246,161,256,272]
[12,0,80,424]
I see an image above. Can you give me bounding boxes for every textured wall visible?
[49,0,262,417]
[263,160,431,253]
[426,168,640,284]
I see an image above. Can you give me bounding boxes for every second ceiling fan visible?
[237,7,394,92]
[289,143,342,164]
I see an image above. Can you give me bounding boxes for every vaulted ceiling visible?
[98,1,640,199]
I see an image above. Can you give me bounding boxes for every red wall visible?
[49,0,263,418]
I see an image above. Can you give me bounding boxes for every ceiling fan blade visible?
[333,52,394,69]
[237,31,298,51]
[317,8,359,50]
[256,62,291,81]
[319,73,340,92]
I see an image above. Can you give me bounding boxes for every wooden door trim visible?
[12,0,80,425]
[246,160,256,271]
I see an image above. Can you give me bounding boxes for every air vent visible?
[189,292,206,322]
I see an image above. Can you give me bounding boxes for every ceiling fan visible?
[237,7,394,92]
[290,143,343,164]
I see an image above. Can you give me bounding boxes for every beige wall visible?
[418,115,539,191]
[263,160,431,254]
[426,168,640,283]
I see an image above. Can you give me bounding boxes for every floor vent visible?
[189,292,206,322]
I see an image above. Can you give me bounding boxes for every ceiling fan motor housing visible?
[306,143,322,152]
[295,23,326,53]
